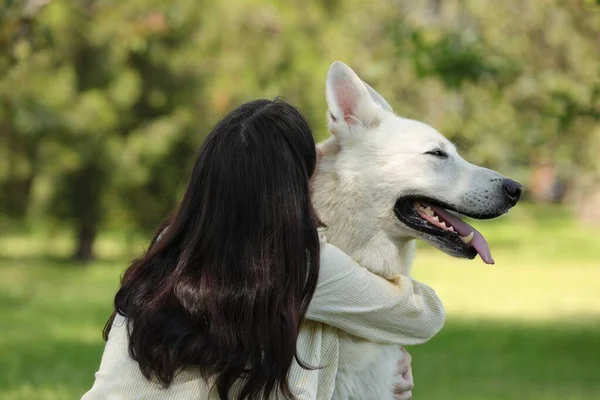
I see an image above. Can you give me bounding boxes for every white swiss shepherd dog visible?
[312,62,522,400]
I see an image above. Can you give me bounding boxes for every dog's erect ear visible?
[326,61,381,134]
[363,81,393,113]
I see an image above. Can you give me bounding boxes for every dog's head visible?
[320,61,522,264]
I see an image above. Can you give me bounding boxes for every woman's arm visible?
[306,242,445,345]
[156,225,443,344]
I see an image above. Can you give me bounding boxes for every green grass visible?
[1,204,599,399]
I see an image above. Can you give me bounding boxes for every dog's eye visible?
[425,150,448,158]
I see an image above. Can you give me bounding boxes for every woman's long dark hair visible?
[103,99,322,399]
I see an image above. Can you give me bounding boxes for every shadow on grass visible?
[0,319,599,400]
[0,338,106,400]
[409,319,600,400]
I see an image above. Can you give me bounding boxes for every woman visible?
[82,99,444,400]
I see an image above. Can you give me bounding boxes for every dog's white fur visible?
[312,62,516,399]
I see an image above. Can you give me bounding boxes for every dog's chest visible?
[334,332,402,400]
[329,238,415,399]
[345,235,415,279]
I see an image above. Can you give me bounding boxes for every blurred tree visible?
[0,1,43,217]
[0,0,204,259]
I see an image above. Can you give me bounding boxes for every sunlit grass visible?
[0,204,599,399]
[412,253,600,321]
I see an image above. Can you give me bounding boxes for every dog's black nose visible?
[502,179,522,205]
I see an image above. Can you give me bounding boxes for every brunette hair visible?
[104,99,322,399]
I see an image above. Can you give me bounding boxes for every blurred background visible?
[1,0,599,399]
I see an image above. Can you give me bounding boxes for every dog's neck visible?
[312,155,415,279]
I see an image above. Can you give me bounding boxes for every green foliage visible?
[0,0,599,257]
[410,30,520,90]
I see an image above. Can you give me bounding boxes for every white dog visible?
[313,62,522,400]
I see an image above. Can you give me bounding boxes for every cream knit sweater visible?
[82,237,444,400]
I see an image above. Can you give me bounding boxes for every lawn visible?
[1,205,599,400]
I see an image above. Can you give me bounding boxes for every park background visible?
[1,0,599,399]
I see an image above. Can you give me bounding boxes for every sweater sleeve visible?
[306,241,445,345]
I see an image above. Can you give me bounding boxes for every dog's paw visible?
[392,373,413,394]
[392,348,413,399]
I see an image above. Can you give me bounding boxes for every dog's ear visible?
[363,81,393,113]
[326,61,381,135]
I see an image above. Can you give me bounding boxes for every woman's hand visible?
[393,347,413,400]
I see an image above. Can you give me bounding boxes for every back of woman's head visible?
[108,99,321,399]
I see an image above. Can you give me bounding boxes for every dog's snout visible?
[502,179,522,205]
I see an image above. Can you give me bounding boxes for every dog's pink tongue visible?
[429,205,495,265]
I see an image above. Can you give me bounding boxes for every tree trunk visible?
[74,225,96,262]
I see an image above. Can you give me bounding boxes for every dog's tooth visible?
[440,221,447,228]
[432,215,439,222]
[449,226,456,232]
[460,231,475,244]
[425,208,434,216]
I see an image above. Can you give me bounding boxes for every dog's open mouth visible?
[394,198,495,264]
